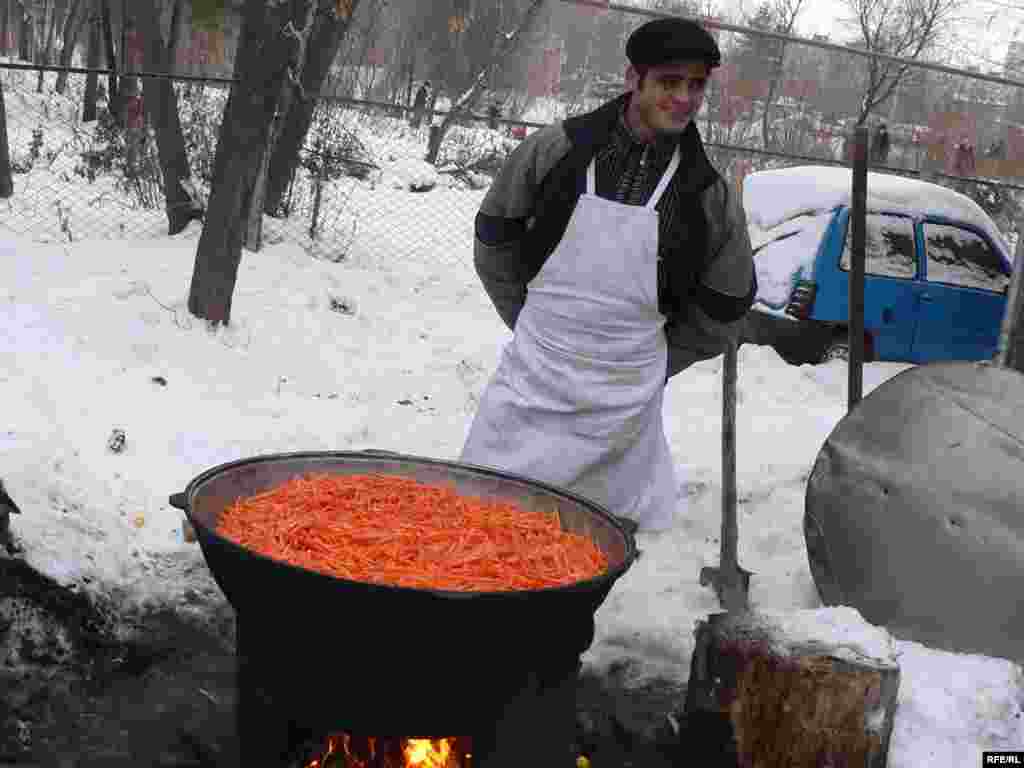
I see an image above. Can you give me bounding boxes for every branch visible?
[446,0,546,116]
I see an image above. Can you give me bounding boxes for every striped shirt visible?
[594,105,679,206]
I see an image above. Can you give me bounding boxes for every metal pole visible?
[996,225,1024,369]
[849,125,868,411]
[721,338,737,572]
[698,336,751,611]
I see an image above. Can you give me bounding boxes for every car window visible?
[840,214,917,278]
[923,223,1009,293]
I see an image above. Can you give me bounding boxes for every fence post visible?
[997,223,1024,370]
[848,124,868,411]
[309,149,327,242]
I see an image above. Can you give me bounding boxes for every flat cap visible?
[626,17,721,70]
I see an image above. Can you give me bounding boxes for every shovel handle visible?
[721,339,738,569]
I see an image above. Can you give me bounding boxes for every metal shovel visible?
[699,338,752,611]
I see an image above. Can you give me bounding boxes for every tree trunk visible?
[35,0,58,93]
[139,0,198,235]
[0,78,13,198]
[262,0,361,217]
[424,0,545,166]
[1,0,9,57]
[117,2,135,128]
[82,0,100,121]
[187,0,305,327]
[18,5,29,62]
[683,610,900,768]
[244,0,319,251]
[100,0,118,116]
[34,0,51,92]
[55,0,85,94]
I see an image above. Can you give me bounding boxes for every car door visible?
[837,210,919,361]
[913,220,1011,362]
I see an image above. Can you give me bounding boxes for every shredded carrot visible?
[217,473,609,591]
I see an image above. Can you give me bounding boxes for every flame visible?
[304,734,468,768]
[403,739,453,767]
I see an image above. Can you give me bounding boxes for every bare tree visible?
[0,78,12,199]
[756,0,806,150]
[243,0,318,250]
[55,0,85,93]
[82,0,100,121]
[261,0,362,218]
[100,0,118,115]
[424,0,547,165]
[33,0,67,93]
[18,1,31,61]
[139,0,202,235]
[1,0,10,57]
[843,0,962,126]
[188,0,337,327]
[31,0,52,92]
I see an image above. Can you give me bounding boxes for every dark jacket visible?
[473,94,755,379]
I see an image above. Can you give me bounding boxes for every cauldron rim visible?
[172,449,639,602]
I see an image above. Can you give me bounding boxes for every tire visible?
[818,330,874,365]
[821,339,849,363]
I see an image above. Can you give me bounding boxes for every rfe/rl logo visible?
[983,752,1024,765]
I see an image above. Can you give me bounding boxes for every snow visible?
[756,605,898,665]
[384,158,442,192]
[743,165,1010,257]
[924,222,1011,293]
[839,215,917,279]
[1,118,1022,768]
[750,212,832,309]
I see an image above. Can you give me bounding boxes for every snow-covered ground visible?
[2,225,1023,765]
[1,71,1023,768]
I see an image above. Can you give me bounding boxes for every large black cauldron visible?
[169,450,637,739]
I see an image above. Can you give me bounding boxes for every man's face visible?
[628,61,710,136]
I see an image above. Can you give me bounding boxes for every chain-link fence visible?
[2,0,1023,274]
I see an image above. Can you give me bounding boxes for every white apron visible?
[461,147,682,531]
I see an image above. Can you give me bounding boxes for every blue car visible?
[741,166,1013,365]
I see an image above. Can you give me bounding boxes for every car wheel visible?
[819,330,875,364]
[821,340,849,363]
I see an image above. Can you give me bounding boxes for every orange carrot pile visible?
[217,473,609,591]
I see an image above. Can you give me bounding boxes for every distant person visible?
[871,123,890,165]
[410,81,430,129]
[987,138,1005,159]
[952,135,976,178]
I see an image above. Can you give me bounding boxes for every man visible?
[410,81,431,130]
[460,18,755,533]
[872,122,890,165]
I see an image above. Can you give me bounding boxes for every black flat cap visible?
[626,17,721,70]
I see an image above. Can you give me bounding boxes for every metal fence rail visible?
[1,0,1022,269]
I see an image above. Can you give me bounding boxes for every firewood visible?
[683,610,901,768]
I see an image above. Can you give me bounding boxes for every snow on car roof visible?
[743,165,1009,254]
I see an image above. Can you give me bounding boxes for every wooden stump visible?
[683,611,901,768]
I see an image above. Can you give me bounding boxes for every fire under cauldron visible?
[169,450,638,767]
